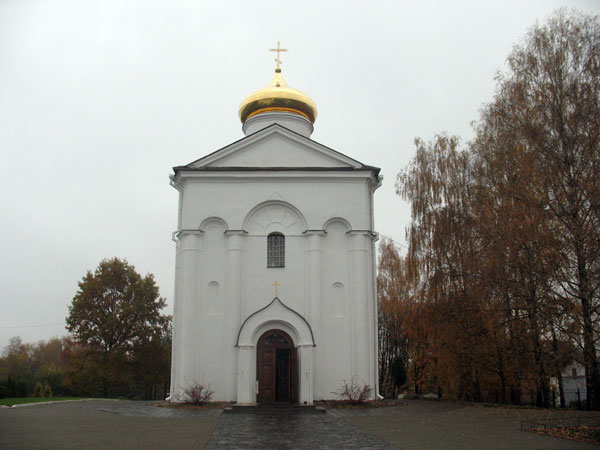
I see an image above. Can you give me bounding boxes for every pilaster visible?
[236,345,254,404]
[298,344,314,405]
[226,230,247,399]
[174,230,203,396]
[347,230,370,384]
[304,230,325,398]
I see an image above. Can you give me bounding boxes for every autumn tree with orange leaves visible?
[385,9,600,408]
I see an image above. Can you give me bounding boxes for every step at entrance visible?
[224,403,326,414]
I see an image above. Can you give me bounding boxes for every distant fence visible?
[483,387,590,409]
[484,388,549,407]
[563,388,587,409]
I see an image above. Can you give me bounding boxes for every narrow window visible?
[332,282,344,318]
[267,232,285,267]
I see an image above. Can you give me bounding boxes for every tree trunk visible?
[577,247,600,410]
[550,324,566,408]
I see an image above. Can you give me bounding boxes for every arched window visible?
[267,232,285,268]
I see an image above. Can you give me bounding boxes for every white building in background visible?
[168,53,381,404]
[550,359,587,407]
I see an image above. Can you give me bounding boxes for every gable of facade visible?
[176,123,374,170]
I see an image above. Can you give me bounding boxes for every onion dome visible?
[238,68,318,124]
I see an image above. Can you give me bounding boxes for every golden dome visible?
[238,69,317,124]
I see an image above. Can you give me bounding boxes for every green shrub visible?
[43,384,52,398]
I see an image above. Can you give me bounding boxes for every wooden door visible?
[258,347,276,403]
[257,329,297,403]
[276,349,290,402]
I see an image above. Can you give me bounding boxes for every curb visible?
[2,398,121,409]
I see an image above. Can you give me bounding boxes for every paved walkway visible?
[1,399,599,449]
[206,412,393,449]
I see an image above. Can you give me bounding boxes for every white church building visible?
[169,52,381,405]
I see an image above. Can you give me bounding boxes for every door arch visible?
[256,329,298,403]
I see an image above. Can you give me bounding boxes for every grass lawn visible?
[0,397,86,406]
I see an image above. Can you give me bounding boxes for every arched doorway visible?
[256,329,298,403]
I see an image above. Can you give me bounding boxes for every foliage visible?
[333,379,373,405]
[0,336,71,398]
[65,258,171,399]
[0,259,172,400]
[66,258,169,354]
[377,240,412,398]
[182,382,215,405]
[530,425,600,445]
[390,357,407,389]
[1,337,34,396]
[33,382,43,398]
[388,9,600,408]
[131,324,172,400]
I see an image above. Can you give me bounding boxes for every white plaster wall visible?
[170,145,378,403]
[322,220,353,398]
[179,177,371,231]
[196,220,229,397]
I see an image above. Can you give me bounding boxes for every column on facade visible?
[348,230,371,385]
[304,230,325,399]
[236,345,254,404]
[169,233,182,400]
[369,231,379,397]
[298,344,314,405]
[175,230,203,395]
[226,230,246,400]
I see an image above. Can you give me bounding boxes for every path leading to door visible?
[206,411,393,449]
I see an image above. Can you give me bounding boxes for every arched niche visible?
[200,216,229,235]
[323,217,352,231]
[243,200,307,235]
[199,217,227,314]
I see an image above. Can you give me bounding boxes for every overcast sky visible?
[1,0,599,350]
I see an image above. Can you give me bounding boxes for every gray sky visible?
[1,0,599,350]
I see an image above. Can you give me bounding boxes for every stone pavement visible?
[0,400,218,450]
[206,411,394,449]
[336,400,600,450]
[1,398,600,449]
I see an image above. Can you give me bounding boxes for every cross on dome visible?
[269,41,288,72]
[272,281,281,297]
[238,42,317,126]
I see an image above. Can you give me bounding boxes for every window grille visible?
[267,232,285,268]
[264,332,290,346]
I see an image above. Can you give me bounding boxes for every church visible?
[168,46,381,405]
